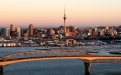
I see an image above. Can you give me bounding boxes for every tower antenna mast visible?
[63,5,67,37]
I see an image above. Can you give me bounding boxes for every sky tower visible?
[63,6,67,37]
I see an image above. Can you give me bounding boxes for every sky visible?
[0,0,121,28]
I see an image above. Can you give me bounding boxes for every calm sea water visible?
[0,46,121,75]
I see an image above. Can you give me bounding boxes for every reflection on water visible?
[85,73,90,75]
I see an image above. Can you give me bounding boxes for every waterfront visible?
[0,46,121,75]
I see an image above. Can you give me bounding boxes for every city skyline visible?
[0,0,121,27]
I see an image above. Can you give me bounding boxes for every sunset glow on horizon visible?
[0,0,121,27]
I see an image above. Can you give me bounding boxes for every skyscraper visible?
[29,24,34,36]
[63,6,67,37]
[3,28,10,40]
[10,24,15,31]
[16,27,21,38]
[10,24,16,39]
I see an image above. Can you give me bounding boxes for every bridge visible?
[0,48,121,75]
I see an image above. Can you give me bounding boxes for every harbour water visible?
[0,46,121,75]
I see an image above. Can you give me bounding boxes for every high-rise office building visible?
[24,33,28,40]
[16,27,21,38]
[10,24,16,39]
[10,24,15,31]
[69,26,75,32]
[29,24,34,36]
[3,28,10,40]
[0,28,5,37]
